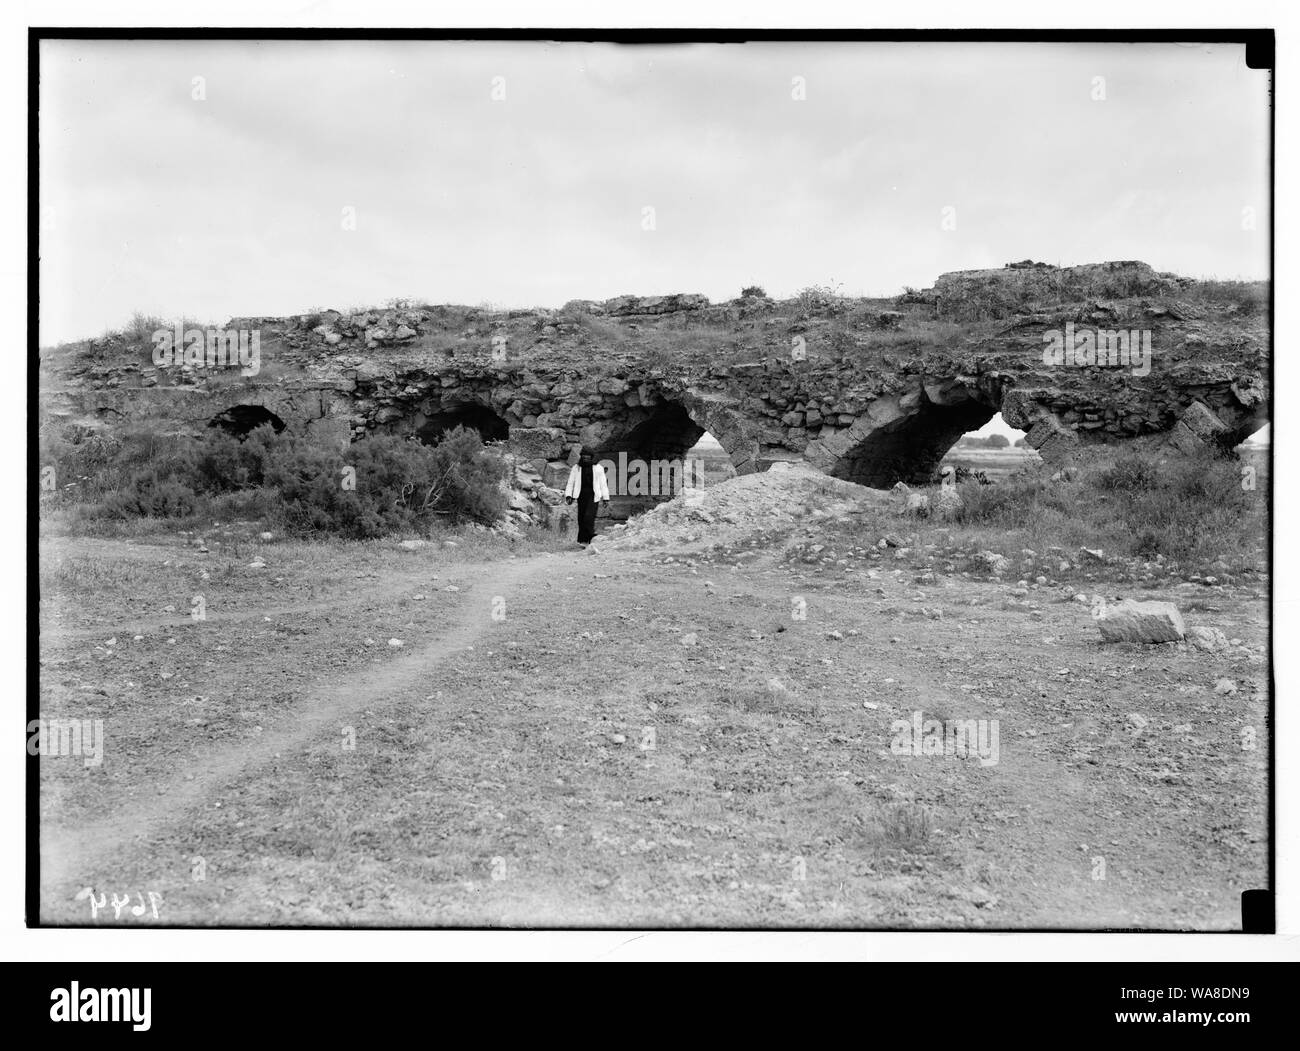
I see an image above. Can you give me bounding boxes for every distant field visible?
[1238,444,1271,492]
[688,441,738,486]
[944,442,1270,489]
[941,445,1042,480]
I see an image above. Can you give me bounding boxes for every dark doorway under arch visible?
[208,405,287,439]
[416,404,510,445]
[586,400,714,522]
[603,401,706,463]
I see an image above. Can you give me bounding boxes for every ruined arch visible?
[672,392,762,476]
[586,400,705,463]
[1225,413,1271,451]
[558,390,758,516]
[831,397,997,487]
[801,380,1004,489]
[567,386,756,476]
[208,404,286,439]
[1236,420,1270,449]
[415,402,509,445]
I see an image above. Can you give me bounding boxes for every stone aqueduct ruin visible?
[49,262,1269,495]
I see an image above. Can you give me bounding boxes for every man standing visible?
[564,449,610,545]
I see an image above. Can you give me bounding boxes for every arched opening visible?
[208,405,286,439]
[941,412,1041,481]
[585,400,717,521]
[1234,421,1270,452]
[1234,421,1270,489]
[686,431,737,488]
[831,399,996,488]
[416,403,510,446]
[606,401,706,463]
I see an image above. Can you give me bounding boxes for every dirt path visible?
[39,549,578,909]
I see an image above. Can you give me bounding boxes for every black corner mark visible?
[1241,889,1274,933]
[1245,32,1274,70]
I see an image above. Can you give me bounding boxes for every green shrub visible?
[123,311,165,342]
[97,475,199,519]
[1184,280,1269,315]
[265,438,382,538]
[41,421,508,539]
[39,425,124,500]
[1106,453,1251,563]
[952,476,1070,526]
[192,425,278,492]
[940,446,1258,570]
[263,427,507,538]
[1095,452,1161,493]
[879,802,932,848]
[421,425,509,523]
[795,282,847,316]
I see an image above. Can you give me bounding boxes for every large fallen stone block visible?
[1026,414,1081,465]
[1096,599,1185,644]
[1179,399,1230,441]
[1165,400,1230,456]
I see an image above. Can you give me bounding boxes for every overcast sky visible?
[39,39,1270,345]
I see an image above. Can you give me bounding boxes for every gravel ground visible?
[37,473,1268,929]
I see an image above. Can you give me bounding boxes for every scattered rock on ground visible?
[971,551,1011,576]
[1186,625,1229,652]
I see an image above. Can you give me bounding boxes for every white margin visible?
[4,0,1296,964]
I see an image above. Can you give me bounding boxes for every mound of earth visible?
[600,462,892,551]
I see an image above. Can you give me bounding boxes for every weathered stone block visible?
[1027,414,1080,464]
[867,397,906,427]
[507,426,567,462]
[1166,400,1230,455]
[818,429,856,458]
[1096,600,1185,644]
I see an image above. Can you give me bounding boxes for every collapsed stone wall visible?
[42,261,1270,494]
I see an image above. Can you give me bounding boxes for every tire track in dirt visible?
[39,551,576,913]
